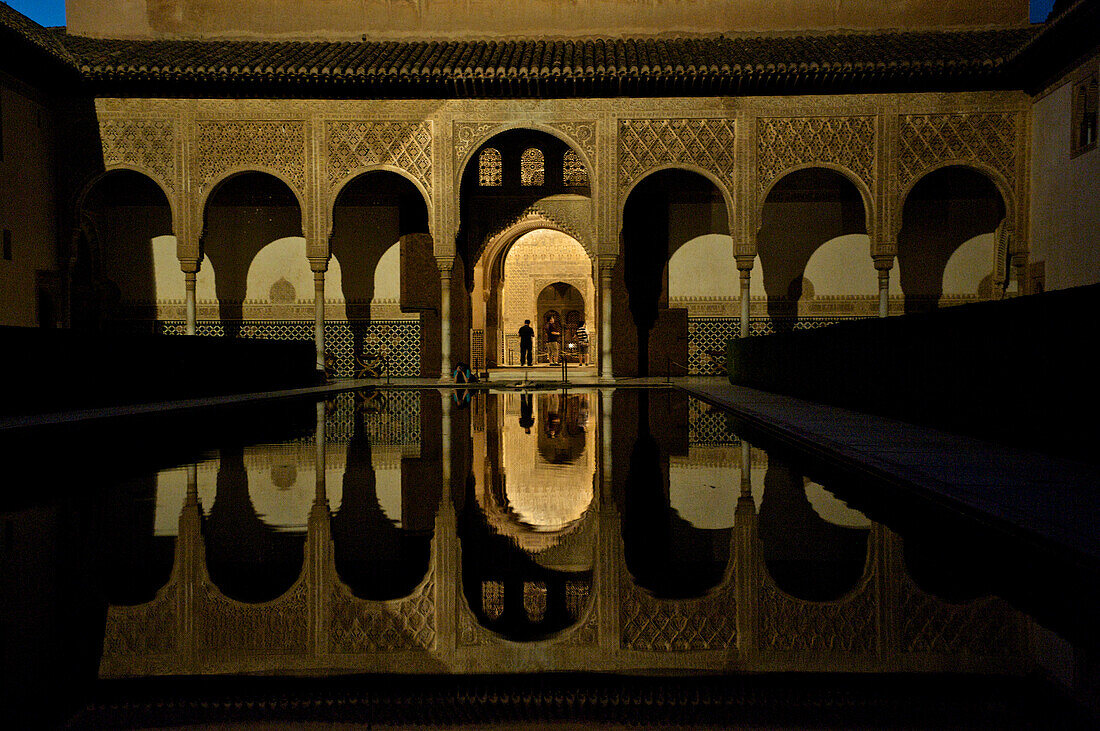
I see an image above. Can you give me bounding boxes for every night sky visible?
[1,0,1065,28]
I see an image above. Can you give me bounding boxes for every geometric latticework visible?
[563,149,588,186]
[757,116,876,195]
[197,581,311,654]
[301,389,422,447]
[899,580,1026,657]
[194,120,306,193]
[687,395,739,446]
[620,575,737,652]
[99,118,176,193]
[687,317,737,375]
[327,120,433,196]
[618,118,736,191]
[897,113,1018,193]
[159,319,422,377]
[329,575,435,652]
[687,316,870,375]
[757,578,876,653]
[520,147,545,186]
[478,147,502,186]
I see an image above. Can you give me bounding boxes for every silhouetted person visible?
[545,313,562,365]
[518,319,534,366]
[519,393,534,433]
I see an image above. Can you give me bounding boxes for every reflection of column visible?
[435,391,457,665]
[598,258,614,379]
[308,399,331,655]
[874,254,894,319]
[597,389,619,650]
[735,439,759,666]
[735,255,754,338]
[312,265,327,375]
[181,259,199,335]
[438,258,454,377]
[875,525,903,661]
[178,462,203,662]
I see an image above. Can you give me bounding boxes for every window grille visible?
[479,147,502,186]
[520,147,544,186]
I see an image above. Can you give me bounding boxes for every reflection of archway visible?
[493,229,595,367]
[463,392,596,641]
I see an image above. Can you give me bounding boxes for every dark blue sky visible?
[2,0,1064,29]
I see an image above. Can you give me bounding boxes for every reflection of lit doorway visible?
[537,283,584,364]
[496,229,595,367]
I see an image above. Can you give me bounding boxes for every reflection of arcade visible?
[463,391,596,640]
[620,391,732,598]
[331,406,437,600]
[203,448,307,603]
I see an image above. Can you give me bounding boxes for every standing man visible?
[518,319,535,367]
[545,313,562,365]
[575,319,589,366]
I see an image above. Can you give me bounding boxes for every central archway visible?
[457,127,594,371]
[491,230,595,368]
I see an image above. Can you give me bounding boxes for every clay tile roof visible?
[49,27,1040,97]
[0,2,76,67]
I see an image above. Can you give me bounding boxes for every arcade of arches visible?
[79,98,1026,378]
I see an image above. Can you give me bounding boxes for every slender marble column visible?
[438,258,454,378]
[181,258,200,335]
[184,272,197,335]
[736,256,754,338]
[313,270,326,375]
[599,260,614,379]
[874,255,894,319]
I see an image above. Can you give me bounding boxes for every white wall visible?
[1030,54,1100,291]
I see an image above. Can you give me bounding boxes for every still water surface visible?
[1,388,1088,725]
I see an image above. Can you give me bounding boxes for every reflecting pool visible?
[1,388,1093,726]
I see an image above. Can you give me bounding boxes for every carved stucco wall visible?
[91,93,1029,290]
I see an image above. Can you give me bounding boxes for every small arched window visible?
[520,147,545,186]
[479,147,502,186]
[563,149,588,186]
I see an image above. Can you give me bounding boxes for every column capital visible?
[734,254,755,272]
[435,256,456,274]
[597,256,617,276]
[872,254,895,272]
[180,258,200,274]
[308,257,329,274]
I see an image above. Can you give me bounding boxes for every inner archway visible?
[492,228,595,368]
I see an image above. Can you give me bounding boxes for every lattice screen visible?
[158,319,422,377]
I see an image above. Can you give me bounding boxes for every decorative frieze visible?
[757,115,876,195]
[617,118,736,193]
[897,112,1019,194]
[326,120,433,198]
[194,120,307,195]
[99,118,178,193]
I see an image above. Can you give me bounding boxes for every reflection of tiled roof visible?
[0,2,75,66]
[61,28,1038,96]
